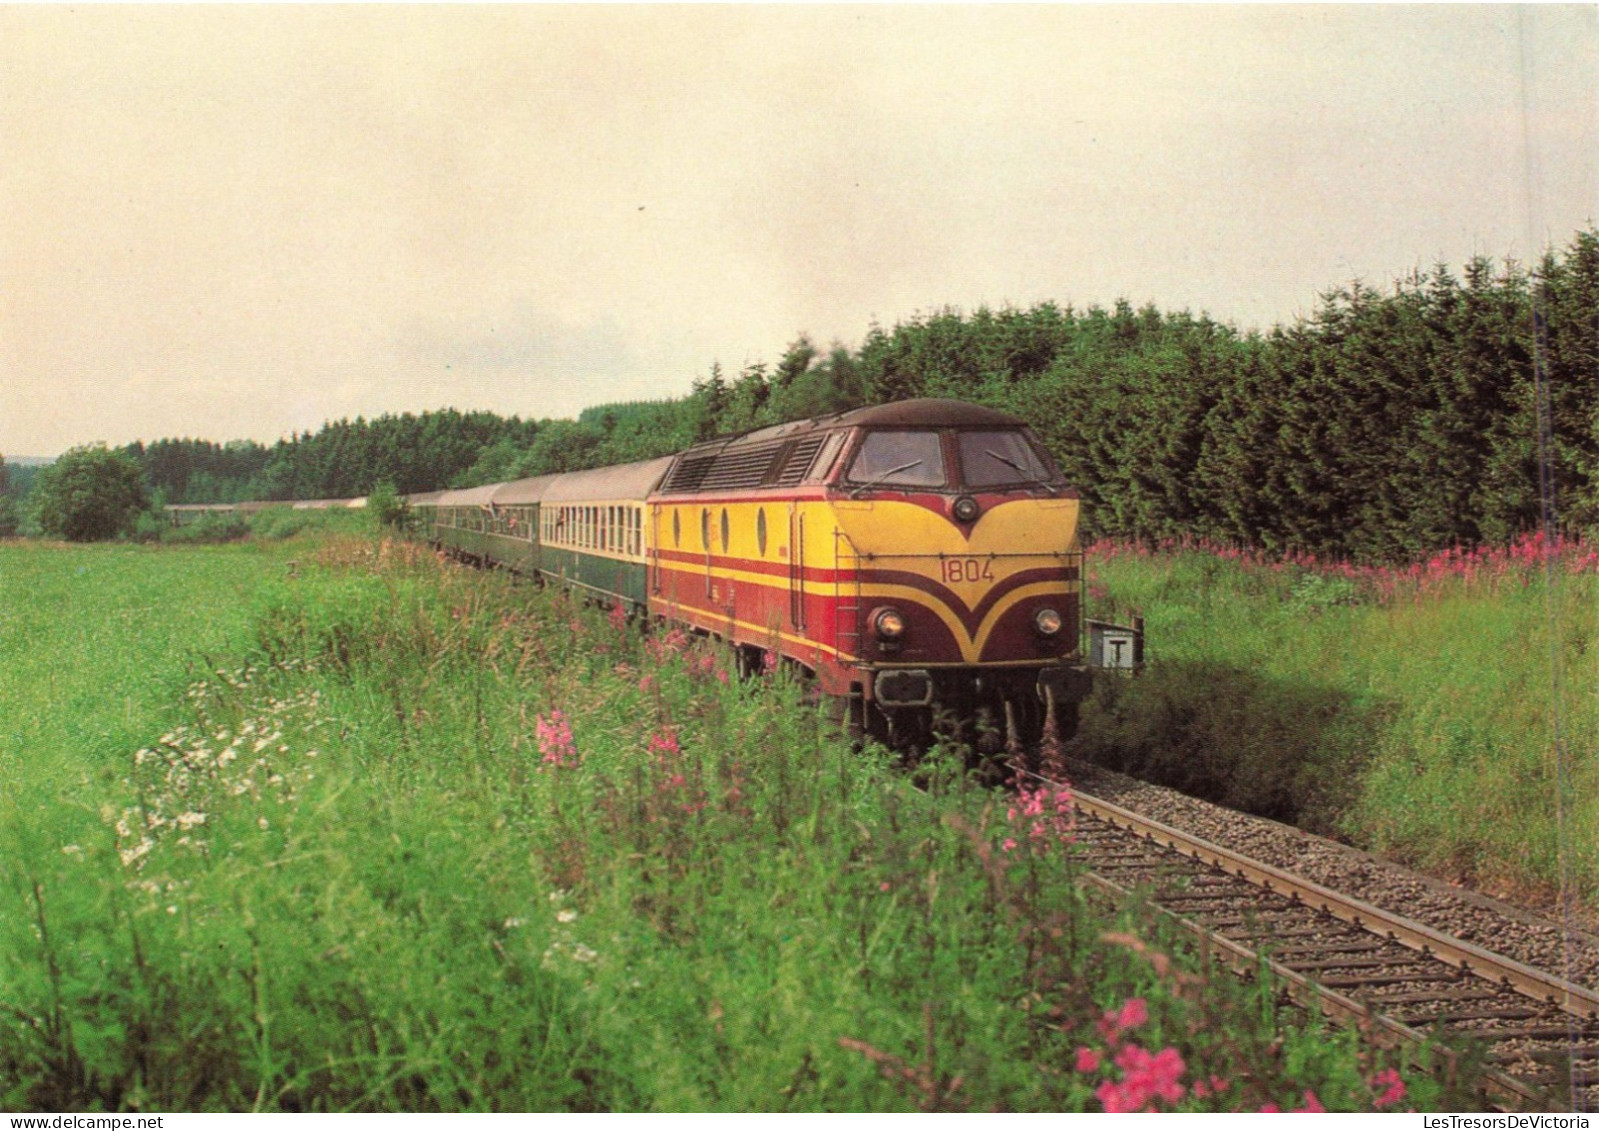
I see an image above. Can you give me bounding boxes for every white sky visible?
[2,5,1596,458]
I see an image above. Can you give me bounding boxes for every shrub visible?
[29,443,150,541]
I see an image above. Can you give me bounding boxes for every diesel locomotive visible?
[412,398,1091,748]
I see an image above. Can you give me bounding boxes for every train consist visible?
[412,399,1093,748]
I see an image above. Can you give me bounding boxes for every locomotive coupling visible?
[1037,664,1092,704]
[874,669,935,708]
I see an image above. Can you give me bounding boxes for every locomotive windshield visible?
[957,430,1054,487]
[846,431,947,488]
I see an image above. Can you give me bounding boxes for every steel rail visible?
[1077,866,1552,1112]
[1072,788,1599,1022]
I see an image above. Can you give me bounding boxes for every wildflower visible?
[1097,997,1148,1045]
[557,909,578,924]
[537,710,577,768]
[1370,1068,1406,1109]
[1004,784,1075,853]
[761,650,779,676]
[1292,1091,1325,1113]
[608,603,628,632]
[1074,1047,1101,1073]
[1095,1044,1185,1112]
[648,729,680,758]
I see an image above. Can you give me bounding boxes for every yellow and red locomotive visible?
[415,398,1090,747]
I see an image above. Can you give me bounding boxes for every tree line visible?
[678,229,1598,563]
[7,228,1595,559]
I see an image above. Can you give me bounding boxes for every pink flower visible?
[1074,1047,1101,1073]
[1097,997,1148,1044]
[1113,1044,1185,1105]
[608,603,628,632]
[648,729,680,758]
[1370,1068,1406,1109]
[536,710,576,768]
[1292,1091,1325,1113]
[1094,1044,1186,1113]
[761,650,779,676]
[1004,784,1076,853]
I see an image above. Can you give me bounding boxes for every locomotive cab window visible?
[846,431,947,489]
[956,430,1055,488]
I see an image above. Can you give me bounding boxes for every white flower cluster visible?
[540,890,599,969]
[113,663,328,869]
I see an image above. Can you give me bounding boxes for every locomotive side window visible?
[806,430,848,482]
[957,430,1054,487]
[846,431,947,488]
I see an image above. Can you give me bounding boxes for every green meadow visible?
[0,534,1435,1112]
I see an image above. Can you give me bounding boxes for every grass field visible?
[0,534,1444,1111]
[1080,537,1599,917]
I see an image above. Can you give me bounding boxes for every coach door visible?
[649,504,663,596]
[788,505,805,629]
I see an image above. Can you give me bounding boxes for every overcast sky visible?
[3,5,1595,458]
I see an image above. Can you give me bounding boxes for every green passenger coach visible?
[427,457,672,611]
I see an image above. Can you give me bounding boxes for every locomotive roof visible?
[830,398,1026,429]
[656,399,1031,496]
[691,397,1026,453]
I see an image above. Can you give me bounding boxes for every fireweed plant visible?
[1,535,1453,1110]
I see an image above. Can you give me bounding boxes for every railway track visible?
[1063,782,1599,1112]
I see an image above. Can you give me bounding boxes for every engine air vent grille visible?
[773,434,828,487]
[662,453,717,494]
[699,440,787,492]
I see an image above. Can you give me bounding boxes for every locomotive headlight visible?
[952,495,981,523]
[872,606,907,640]
[1033,608,1064,637]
